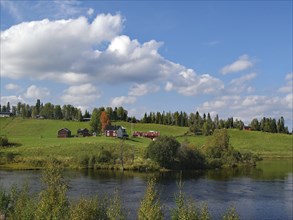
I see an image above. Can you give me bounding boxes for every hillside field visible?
[0,118,292,169]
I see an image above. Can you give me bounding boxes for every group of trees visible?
[142,111,245,136]
[145,130,260,170]
[1,100,290,135]
[0,100,83,121]
[89,107,111,133]
[250,117,289,134]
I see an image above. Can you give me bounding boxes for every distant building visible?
[117,126,129,139]
[57,128,71,138]
[104,125,128,138]
[133,131,160,139]
[0,112,13,118]
[243,126,252,131]
[77,128,91,137]
[104,125,118,137]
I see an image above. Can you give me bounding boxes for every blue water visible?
[0,160,292,219]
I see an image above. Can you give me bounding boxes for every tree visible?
[35,159,69,220]
[54,105,63,120]
[250,118,259,131]
[277,116,285,133]
[138,179,163,220]
[35,99,41,115]
[146,136,180,169]
[90,108,101,133]
[100,111,110,132]
[6,102,10,113]
[77,109,83,122]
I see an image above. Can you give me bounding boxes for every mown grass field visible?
[0,117,292,169]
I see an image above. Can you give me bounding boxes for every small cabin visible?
[77,128,91,137]
[117,127,129,139]
[243,126,252,131]
[104,125,118,137]
[57,128,71,138]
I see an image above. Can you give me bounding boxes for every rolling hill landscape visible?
[0,117,292,170]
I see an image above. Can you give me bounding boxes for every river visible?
[0,160,292,219]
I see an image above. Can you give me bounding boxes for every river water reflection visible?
[0,160,292,219]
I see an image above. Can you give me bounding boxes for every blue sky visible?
[1,0,292,128]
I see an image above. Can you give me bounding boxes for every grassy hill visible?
[0,118,292,169]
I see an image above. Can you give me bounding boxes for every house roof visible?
[78,128,89,132]
[104,125,121,131]
[58,128,71,132]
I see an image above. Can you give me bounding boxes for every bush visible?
[146,136,180,169]
[35,159,69,220]
[0,137,9,147]
[97,150,113,163]
[70,197,108,220]
[138,178,163,220]
[177,145,206,170]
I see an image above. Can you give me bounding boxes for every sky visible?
[0,0,292,129]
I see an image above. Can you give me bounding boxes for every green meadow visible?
[0,118,292,169]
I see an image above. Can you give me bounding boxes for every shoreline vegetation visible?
[0,118,292,170]
[0,160,240,220]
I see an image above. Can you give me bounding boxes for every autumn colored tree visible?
[100,111,110,132]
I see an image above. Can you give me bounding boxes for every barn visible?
[57,128,71,138]
[133,131,160,139]
[77,128,91,137]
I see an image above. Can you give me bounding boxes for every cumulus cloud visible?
[165,68,224,96]
[1,14,123,84]
[61,83,100,107]
[24,85,50,99]
[227,72,257,94]
[197,94,292,125]
[221,55,254,75]
[87,8,94,16]
[1,14,215,90]
[111,96,136,107]
[128,83,160,96]
[5,83,20,91]
[1,95,24,106]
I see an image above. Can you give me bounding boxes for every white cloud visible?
[1,14,123,84]
[24,85,50,99]
[111,96,136,107]
[1,95,24,106]
[87,8,94,16]
[221,55,254,75]
[128,83,160,97]
[197,94,292,126]
[165,68,224,96]
[227,72,257,94]
[5,83,20,91]
[61,83,100,107]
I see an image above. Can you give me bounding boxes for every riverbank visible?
[0,118,292,170]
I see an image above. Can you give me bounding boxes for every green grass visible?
[0,118,292,169]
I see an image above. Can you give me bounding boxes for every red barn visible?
[133,131,160,139]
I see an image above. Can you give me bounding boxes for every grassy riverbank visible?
[0,118,292,169]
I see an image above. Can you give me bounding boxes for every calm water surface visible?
[0,160,292,220]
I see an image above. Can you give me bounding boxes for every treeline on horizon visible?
[0,99,290,135]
